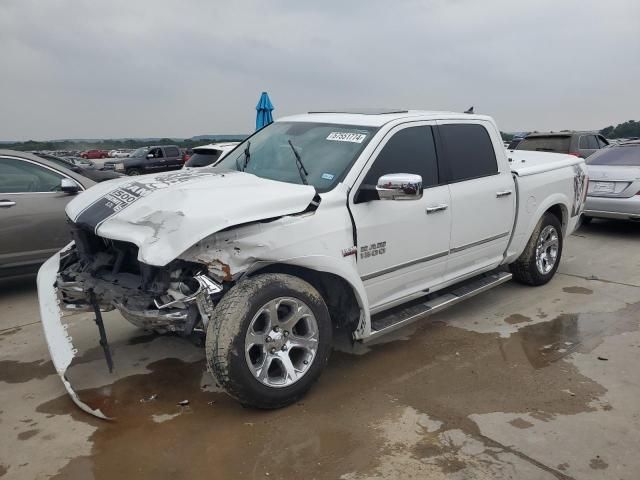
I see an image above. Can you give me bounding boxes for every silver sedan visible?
[584,141,640,223]
[0,150,95,278]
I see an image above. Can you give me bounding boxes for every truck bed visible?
[507,150,583,176]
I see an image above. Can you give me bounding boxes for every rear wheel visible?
[510,212,563,286]
[206,273,332,409]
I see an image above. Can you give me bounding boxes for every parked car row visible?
[33,153,123,183]
[100,143,240,175]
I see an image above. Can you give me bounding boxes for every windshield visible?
[587,144,640,166]
[129,147,150,158]
[213,122,378,192]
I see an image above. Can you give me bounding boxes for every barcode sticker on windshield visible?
[326,132,367,143]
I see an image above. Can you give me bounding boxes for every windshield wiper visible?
[237,141,251,171]
[287,139,309,185]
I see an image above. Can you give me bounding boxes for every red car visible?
[80,149,108,159]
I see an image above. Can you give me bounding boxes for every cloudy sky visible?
[0,0,638,140]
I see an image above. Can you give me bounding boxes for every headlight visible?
[115,163,124,171]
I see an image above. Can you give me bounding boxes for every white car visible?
[111,149,131,158]
[37,109,587,417]
[183,142,240,168]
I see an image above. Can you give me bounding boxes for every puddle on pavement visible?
[0,359,54,383]
[517,303,640,368]
[35,301,639,480]
[504,313,531,325]
[562,286,593,295]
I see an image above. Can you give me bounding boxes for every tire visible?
[126,168,141,176]
[581,215,592,225]
[206,273,332,409]
[510,212,563,286]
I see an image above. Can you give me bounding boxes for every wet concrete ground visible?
[1,219,639,479]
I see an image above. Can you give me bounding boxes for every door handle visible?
[0,200,16,208]
[496,190,512,198]
[426,204,448,214]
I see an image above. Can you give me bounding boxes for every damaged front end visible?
[38,226,224,418]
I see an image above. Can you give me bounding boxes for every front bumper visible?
[37,243,222,419]
[584,195,640,220]
[37,244,111,419]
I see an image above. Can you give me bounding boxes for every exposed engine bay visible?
[58,225,224,338]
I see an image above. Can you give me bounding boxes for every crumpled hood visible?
[66,168,316,266]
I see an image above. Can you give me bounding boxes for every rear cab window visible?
[516,136,571,154]
[438,123,498,182]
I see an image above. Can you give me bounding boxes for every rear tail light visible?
[569,152,581,157]
[583,176,589,203]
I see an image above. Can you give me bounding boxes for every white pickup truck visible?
[37,109,588,417]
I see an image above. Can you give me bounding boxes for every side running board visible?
[364,271,512,343]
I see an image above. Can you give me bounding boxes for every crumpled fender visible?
[37,243,110,420]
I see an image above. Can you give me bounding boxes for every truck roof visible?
[278,110,494,127]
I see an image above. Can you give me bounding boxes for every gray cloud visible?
[0,0,638,140]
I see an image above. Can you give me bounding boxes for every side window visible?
[579,136,589,149]
[0,158,64,193]
[439,124,498,182]
[361,126,439,190]
[165,147,179,157]
[587,136,600,149]
[148,148,163,158]
[597,136,608,148]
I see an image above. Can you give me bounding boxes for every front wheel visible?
[510,212,563,286]
[206,273,332,409]
[126,168,141,176]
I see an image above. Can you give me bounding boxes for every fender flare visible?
[245,254,372,339]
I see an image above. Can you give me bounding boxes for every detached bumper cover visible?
[37,244,110,420]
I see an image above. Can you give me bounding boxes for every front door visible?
[350,123,451,312]
[0,156,74,273]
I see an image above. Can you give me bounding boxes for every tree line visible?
[599,120,640,139]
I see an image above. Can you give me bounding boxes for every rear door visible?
[436,121,515,280]
[0,156,78,273]
[163,146,182,170]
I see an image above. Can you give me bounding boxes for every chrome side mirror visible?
[60,178,81,194]
[376,173,422,200]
